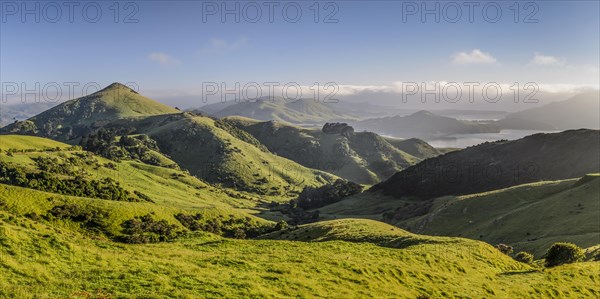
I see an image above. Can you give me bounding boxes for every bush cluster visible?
[294,179,363,209]
[544,242,585,267]
[514,251,534,264]
[174,213,279,238]
[48,204,109,232]
[120,214,180,244]
[80,128,165,166]
[495,243,514,255]
[0,161,133,201]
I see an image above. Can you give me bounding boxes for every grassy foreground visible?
[1,215,599,298]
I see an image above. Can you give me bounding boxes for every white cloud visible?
[531,52,564,66]
[452,49,497,65]
[148,52,180,66]
[206,37,248,52]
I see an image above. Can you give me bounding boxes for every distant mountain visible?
[371,129,600,199]
[0,102,59,127]
[497,92,600,130]
[223,117,441,184]
[1,83,179,141]
[352,110,499,139]
[204,97,359,124]
[382,137,442,159]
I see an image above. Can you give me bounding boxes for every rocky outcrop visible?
[322,123,354,138]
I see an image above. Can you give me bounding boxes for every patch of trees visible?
[120,214,180,244]
[174,213,281,238]
[293,179,363,209]
[47,204,109,233]
[0,161,133,201]
[80,128,169,167]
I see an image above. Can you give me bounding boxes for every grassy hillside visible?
[0,135,71,151]
[399,175,600,257]
[102,113,338,198]
[0,135,274,237]
[1,83,179,142]
[372,129,600,199]
[0,85,341,198]
[1,215,599,298]
[212,97,358,124]
[223,117,423,184]
[382,137,442,159]
[319,175,600,257]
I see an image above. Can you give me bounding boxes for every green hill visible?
[371,129,600,199]
[318,175,600,257]
[382,137,442,159]
[0,135,272,235]
[0,135,70,151]
[222,117,426,184]
[211,97,358,124]
[1,83,179,142]
[0,85,339,198]
[102,113,338,198]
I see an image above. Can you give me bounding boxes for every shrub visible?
[495,243,514,255]
[295,179,363,209]
[514,251,534,264]
[275,220,289,231]
[120,214,179,244]
[48,204,109,232]
[545,242,585,267]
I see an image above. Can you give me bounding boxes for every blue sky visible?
[1,1,599,107]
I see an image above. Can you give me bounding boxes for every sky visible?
[1,0,599,109]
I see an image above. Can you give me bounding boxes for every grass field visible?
[1,215,599,298]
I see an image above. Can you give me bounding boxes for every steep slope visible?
[318,175,600,256]
[399,175,600,256]
[1,83,179,141]
[223,117,423,184]
[103,113,337,197]
[0,135,273,237]
[382,137,442,159]
[352,110,499,139]
[211,97,358,124]
[371,129,600,199]
[497,92,600,130]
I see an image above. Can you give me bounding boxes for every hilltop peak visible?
[98,82,137,93]
[409,110,435,117]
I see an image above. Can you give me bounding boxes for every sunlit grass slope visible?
[1,215,599,298]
